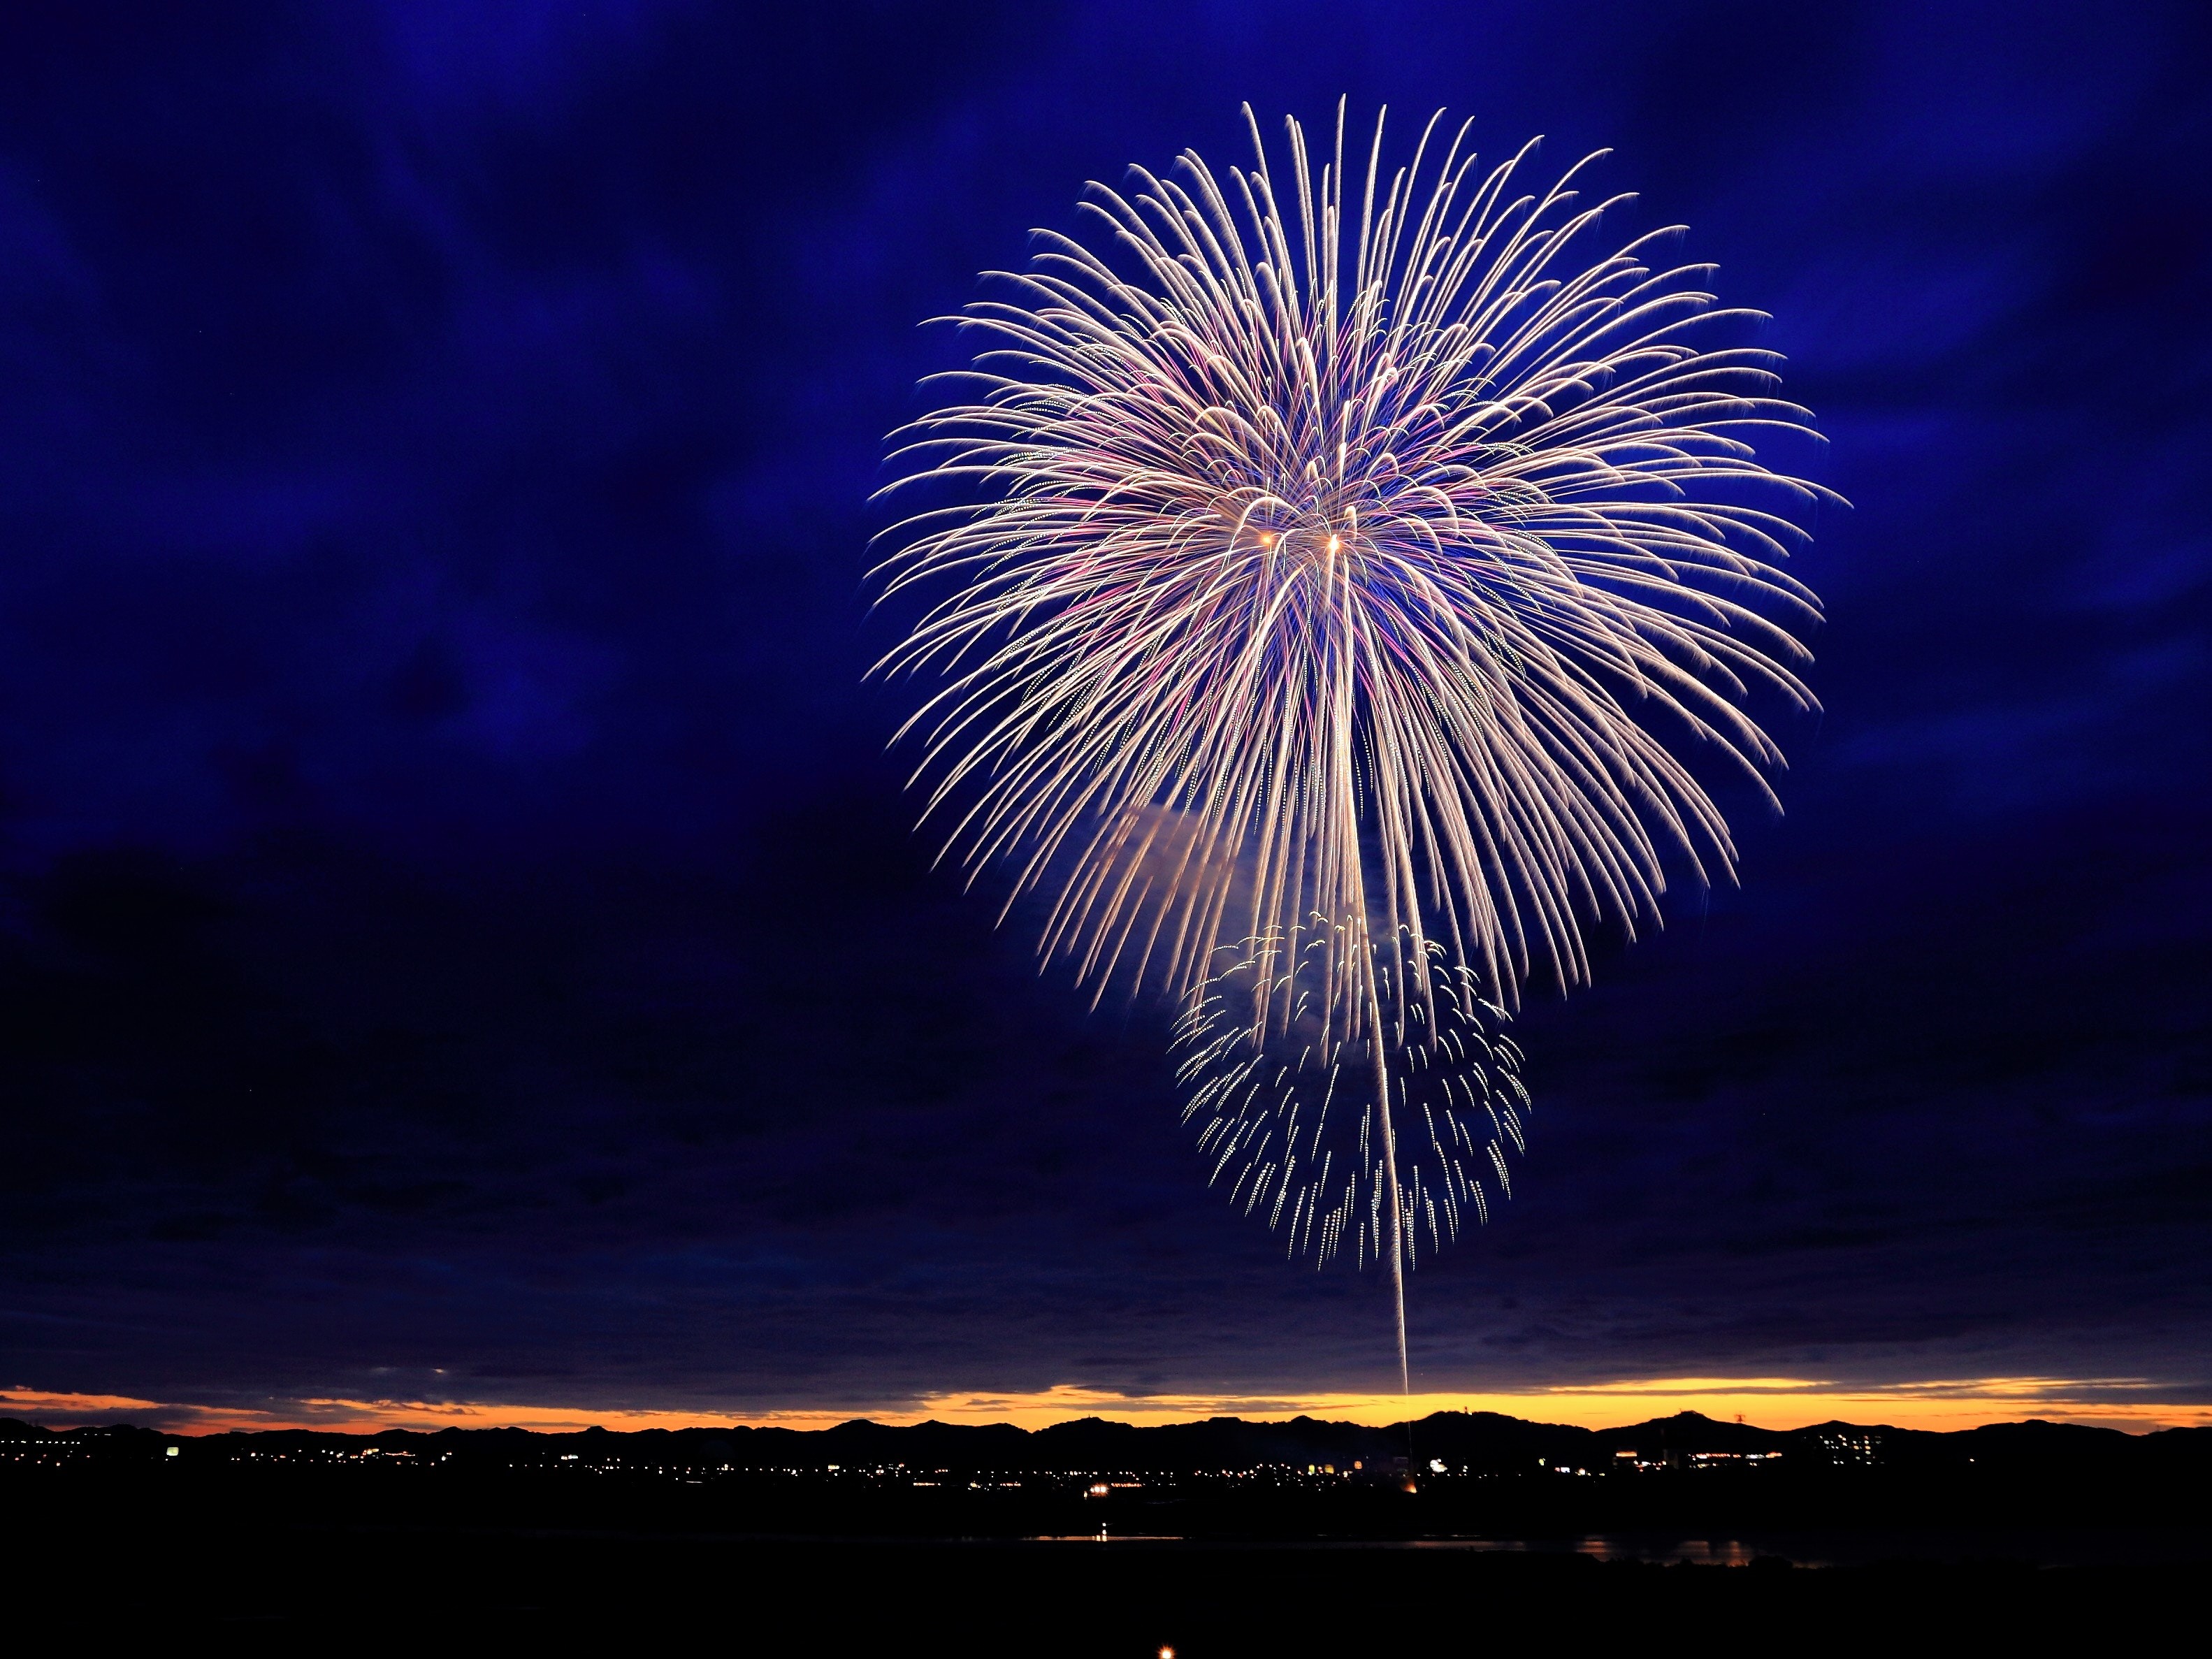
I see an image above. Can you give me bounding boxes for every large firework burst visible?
[872,105,1829,1389]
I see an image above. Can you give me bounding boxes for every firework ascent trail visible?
[870,104,1830,1395]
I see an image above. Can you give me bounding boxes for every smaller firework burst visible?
[1175,932,1528,1272]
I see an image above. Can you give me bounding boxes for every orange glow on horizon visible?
[8,1377,2209,1437]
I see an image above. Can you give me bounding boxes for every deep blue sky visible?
[2,0,2208,1422]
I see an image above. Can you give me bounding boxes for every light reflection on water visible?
[1427,1537,1788,1566]
[1401,1531,2212,1567]
[1029,1535,1797,1563]
[1433,1540,1814,1566]
[1022,1530,2212,1567]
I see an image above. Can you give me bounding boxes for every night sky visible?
[3,1,2209,1428]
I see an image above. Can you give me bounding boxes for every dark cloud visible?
[1,0,2208,1413]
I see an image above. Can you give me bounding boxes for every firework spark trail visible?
[870,104,1830,1395]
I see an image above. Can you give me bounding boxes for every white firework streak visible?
[869,104,1831,1391]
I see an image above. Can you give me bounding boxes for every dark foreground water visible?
[11,1462,2210,1649]
[14,1523,2211,1652]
